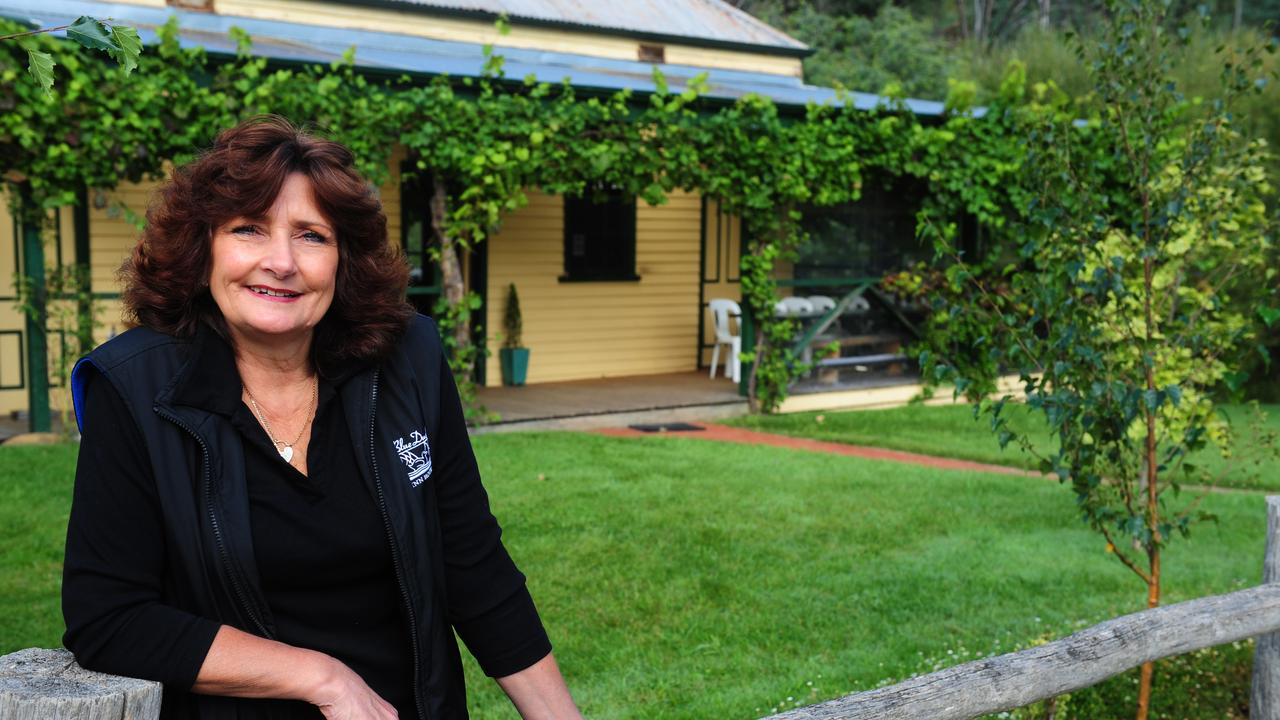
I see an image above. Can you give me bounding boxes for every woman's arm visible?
[423,321,578,718]
[63,373,221,686]
[495,653,583,720]
[193,625,397,719]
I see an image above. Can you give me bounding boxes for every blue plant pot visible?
[499,348,530,386]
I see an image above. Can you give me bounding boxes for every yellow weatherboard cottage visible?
[0,0,947,427]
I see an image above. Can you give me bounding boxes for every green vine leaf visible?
[1259,306,1280,328]
[66,16,116,53]
[651,66,668,96]
[26,47,55,95]
[108,24,142,74]
[229,26,252,56]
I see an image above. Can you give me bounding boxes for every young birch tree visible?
[924,2,1275,717]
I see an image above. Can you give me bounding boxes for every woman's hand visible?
[193,625,397,718]
[311,655,399,719]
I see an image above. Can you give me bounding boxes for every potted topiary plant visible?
[499,283,530,386]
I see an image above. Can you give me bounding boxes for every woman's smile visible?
[247,285,303,300]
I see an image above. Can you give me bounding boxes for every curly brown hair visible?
[121,115,413,372]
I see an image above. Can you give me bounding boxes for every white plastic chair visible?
[807,295,836,315]
[707,299,742,383]
[774,296,815,317]
[845,294,871,315]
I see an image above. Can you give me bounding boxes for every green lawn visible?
[0,445,76,655]
[463,433,1265,718]
[728,402,1280,491]
[2,435,1269,719]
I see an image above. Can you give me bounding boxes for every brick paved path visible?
[595,423,1038,476]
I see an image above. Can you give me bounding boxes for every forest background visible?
[732,0,1280,400]
[736,0,1277,103]
[737,0,1278,174]
[736,0,1279,163]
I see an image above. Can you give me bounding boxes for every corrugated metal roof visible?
[376,0,808,53]
[0,0,946,116]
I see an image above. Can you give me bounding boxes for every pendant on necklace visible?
[278,445,294,463]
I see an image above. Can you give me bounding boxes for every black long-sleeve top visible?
[62,331,550,718]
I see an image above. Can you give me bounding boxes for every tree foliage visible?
[911,2,1276,715]
[1,16,141,95]
[739,0,1280,400]
[747,3,952,99]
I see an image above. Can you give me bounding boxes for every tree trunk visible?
[1136,545,1161,720]
[989,0,1029,46]
[1038,0,1051,30]
[429,173,471,363]
[1135,317,1162,720]
[746,320,764,413]
[955,0,970,40]
[1234,0,1244,31]
[1134,228,1161,720]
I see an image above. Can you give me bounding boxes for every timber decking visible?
[475,370,744,428]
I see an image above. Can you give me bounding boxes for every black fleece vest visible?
[71,316,469,719]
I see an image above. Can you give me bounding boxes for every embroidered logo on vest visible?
[394,430,433,487]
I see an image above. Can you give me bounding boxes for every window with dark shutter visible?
[560,189,639,282]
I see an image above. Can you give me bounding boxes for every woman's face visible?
[208,172,339,349]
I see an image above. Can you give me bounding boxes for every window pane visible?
[563,190,636,281]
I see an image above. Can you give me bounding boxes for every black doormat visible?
[627,422,706,433]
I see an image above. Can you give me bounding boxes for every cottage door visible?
[698,197,743,370]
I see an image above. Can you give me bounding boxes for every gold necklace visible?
[245,377,317,464]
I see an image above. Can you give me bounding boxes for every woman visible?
[62,116,582,720]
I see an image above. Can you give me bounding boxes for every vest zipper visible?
[155,406,271,639]
[367,371,429,720]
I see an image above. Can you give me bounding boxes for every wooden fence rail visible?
[5,499,1280,719]
[765,495,1280,720]
[765,583,1280,719]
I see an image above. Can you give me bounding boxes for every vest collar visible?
[168,323,242,416]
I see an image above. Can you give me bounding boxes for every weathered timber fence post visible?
[1252,496,1280,719]
[0,648,161,719]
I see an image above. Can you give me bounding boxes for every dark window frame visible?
[559,189,641,283]
[638,44,666,63]
[166,0,214,11]
[399,162,443,298]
